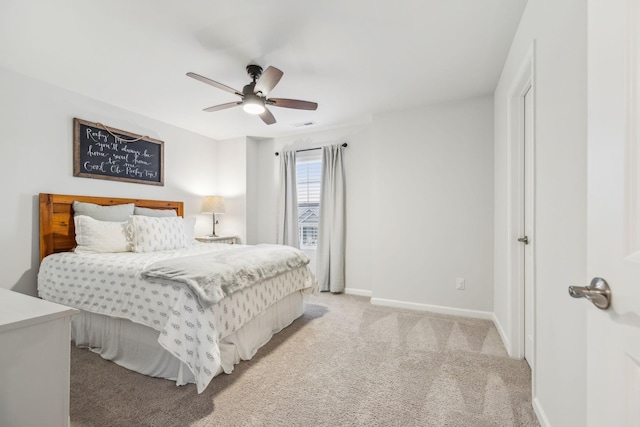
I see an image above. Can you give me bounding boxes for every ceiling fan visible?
[186,65,318,125]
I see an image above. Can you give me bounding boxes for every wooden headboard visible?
[39,193,184,261]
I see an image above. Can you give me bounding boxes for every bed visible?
[37,193,317,393]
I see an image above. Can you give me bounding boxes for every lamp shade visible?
[202,196,226,214]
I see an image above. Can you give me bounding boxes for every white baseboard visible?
[492,312,512,356]
[344,288,372,297]
[532,397,550,427]
[370,297,493,320]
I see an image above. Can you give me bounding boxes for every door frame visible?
[505,42,536,374]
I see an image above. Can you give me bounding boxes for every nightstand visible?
[196,235,239,244]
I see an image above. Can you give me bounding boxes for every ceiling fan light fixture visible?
[187,65,318,125]
[242,95,265,115]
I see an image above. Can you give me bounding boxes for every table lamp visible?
[202,196,225,237]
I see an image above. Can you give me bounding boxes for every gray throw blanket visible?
[141,244,310,307]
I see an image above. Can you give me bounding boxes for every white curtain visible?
[277,150,300,248]
[317,144,346,292]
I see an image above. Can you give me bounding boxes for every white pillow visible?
[74,215,130,253]
[125,216,186,253]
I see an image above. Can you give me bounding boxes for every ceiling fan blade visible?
[203,101,242,112]
[254,66,283,96]
[267,98,318,110]
[186,72,242,97]
[259,107,277,125]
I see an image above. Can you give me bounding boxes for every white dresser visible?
[0,288,78,427]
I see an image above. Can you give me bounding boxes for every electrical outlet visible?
[456,278,465,290]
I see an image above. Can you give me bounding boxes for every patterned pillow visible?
[74,215,130,253]
[125,216,186,252]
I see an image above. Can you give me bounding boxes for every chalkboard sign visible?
[73,118,164,186]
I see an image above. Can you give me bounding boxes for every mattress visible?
[38,243,317,392]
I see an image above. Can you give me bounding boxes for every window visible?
[296,151,322,249]
[300,225,318,247]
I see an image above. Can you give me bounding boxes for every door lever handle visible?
[568,277,611,309]
[517,236,529,244]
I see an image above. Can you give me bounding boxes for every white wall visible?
[0,67,219,296]
[255,124,373,294]
[215,136,260,245]
[493,0,587,425]
[370,96,495,316]
[245,137,259,244]
[217,137,248,243]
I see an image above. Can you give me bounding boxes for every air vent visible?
[292,121,317,128]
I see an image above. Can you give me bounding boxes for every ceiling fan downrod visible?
[246,64,263,83]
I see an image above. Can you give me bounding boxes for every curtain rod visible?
[275,143,348,156]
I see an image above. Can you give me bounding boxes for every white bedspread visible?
[141,244,310,307]
[38,243,317,393]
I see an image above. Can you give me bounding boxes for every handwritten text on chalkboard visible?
[73,118,164,186]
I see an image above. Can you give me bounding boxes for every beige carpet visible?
[69,293,539,427]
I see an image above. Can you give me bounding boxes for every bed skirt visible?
[72,290,305,387]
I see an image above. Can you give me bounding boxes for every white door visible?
[586,0,640,425]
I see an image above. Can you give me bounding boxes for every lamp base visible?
[210,213,218,237]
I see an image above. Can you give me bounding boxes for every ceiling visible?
[0,0,527,141]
